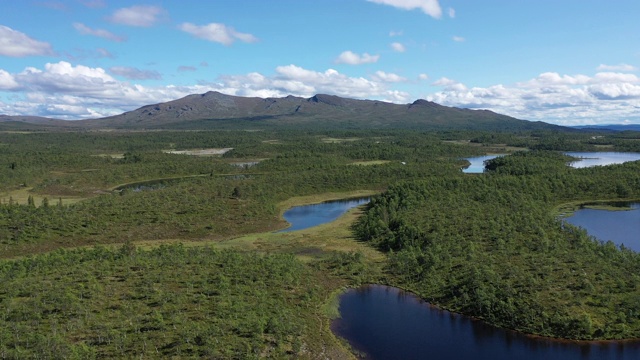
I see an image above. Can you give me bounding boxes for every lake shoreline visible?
[332,284,640,360]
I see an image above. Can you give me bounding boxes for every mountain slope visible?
[0,115,81,131]
[76,91,563,131]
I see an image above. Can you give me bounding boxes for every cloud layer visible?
[1,56,638,125]
[0,61,410,119]
[428,70,640,125]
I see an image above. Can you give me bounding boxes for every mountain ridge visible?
[2,92,570,131]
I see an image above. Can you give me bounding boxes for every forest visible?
[1,128,640,358]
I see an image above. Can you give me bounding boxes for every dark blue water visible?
[564,203,640,252]
[278,197,370,232]
[333,285,640,360]
[462,155,504,173]
[565,152,640,168]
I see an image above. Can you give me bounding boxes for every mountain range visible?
[1,92,567,131]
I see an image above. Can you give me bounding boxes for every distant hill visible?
[4,92,569,131]
[73,92,564,131]
[572,124,640,132]
[0,115,82,131]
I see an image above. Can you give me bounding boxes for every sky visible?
[0,0,639,125]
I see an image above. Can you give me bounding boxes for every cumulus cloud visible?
[179,23,258,45]
[16,61,118,95]
[372,71,407,83]
[107,5,165,27]
[219,64,410,102]
[427,71,640,125]
[4,60,638,125]
[597,63,637,72]
[391,42,406,52]
[73,23,126,42]
[110,66,161,80]
[0,25,54,57]
[0,69,19,90]
[335,51,380,65]
[368,0,442,19]
[0,62,411,119]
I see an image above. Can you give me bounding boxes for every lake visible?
[564,203,640,252]
[462,152,640,173]
[565,152,640,168]
[462,155,504,173]
[333,285,640,360]
[278,197,370,232]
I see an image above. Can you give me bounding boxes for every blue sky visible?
[0,0,639,125]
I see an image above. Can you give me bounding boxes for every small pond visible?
[565,152,640,168]
[564,202,640,252]
[333,285,640,360]
[278,197,370,233]
[462,155,504,173]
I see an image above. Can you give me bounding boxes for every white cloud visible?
[432,77,466,90]
[107,5,165,27]
[4,60,639,125]
[389,30,403,37]
[427,71,640,125]
[0,25,54,57]
[335,51,380,65]
[593,72,639,83]
[368,0,442,19]
[16,61,118,95]
[110,66,161,80]
[0,62,410,119]
[372,71,407,83]
[0,69,19,90]
[391,42,406,52]
[597,63,637,72]
[448,7,455,18]
[179,22,258,45]
[452,36,465,42]
[73,23,126,42]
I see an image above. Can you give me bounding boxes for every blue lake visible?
[278,197,370,232]
[462,155,504,173]
[564,203,640,252]
[333,285,640,360]
[565,152,640,168]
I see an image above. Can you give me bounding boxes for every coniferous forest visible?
[1,129,640,358]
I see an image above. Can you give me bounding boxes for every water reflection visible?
[565,152,640,168]
[278,197,370,233]
[332,285,640,360]
[462,155,504,173]
[564,203,640,252]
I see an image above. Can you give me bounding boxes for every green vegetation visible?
[1,129,640,357]
[354,150,640,340]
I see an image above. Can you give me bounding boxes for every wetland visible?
[2,129,640,358]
